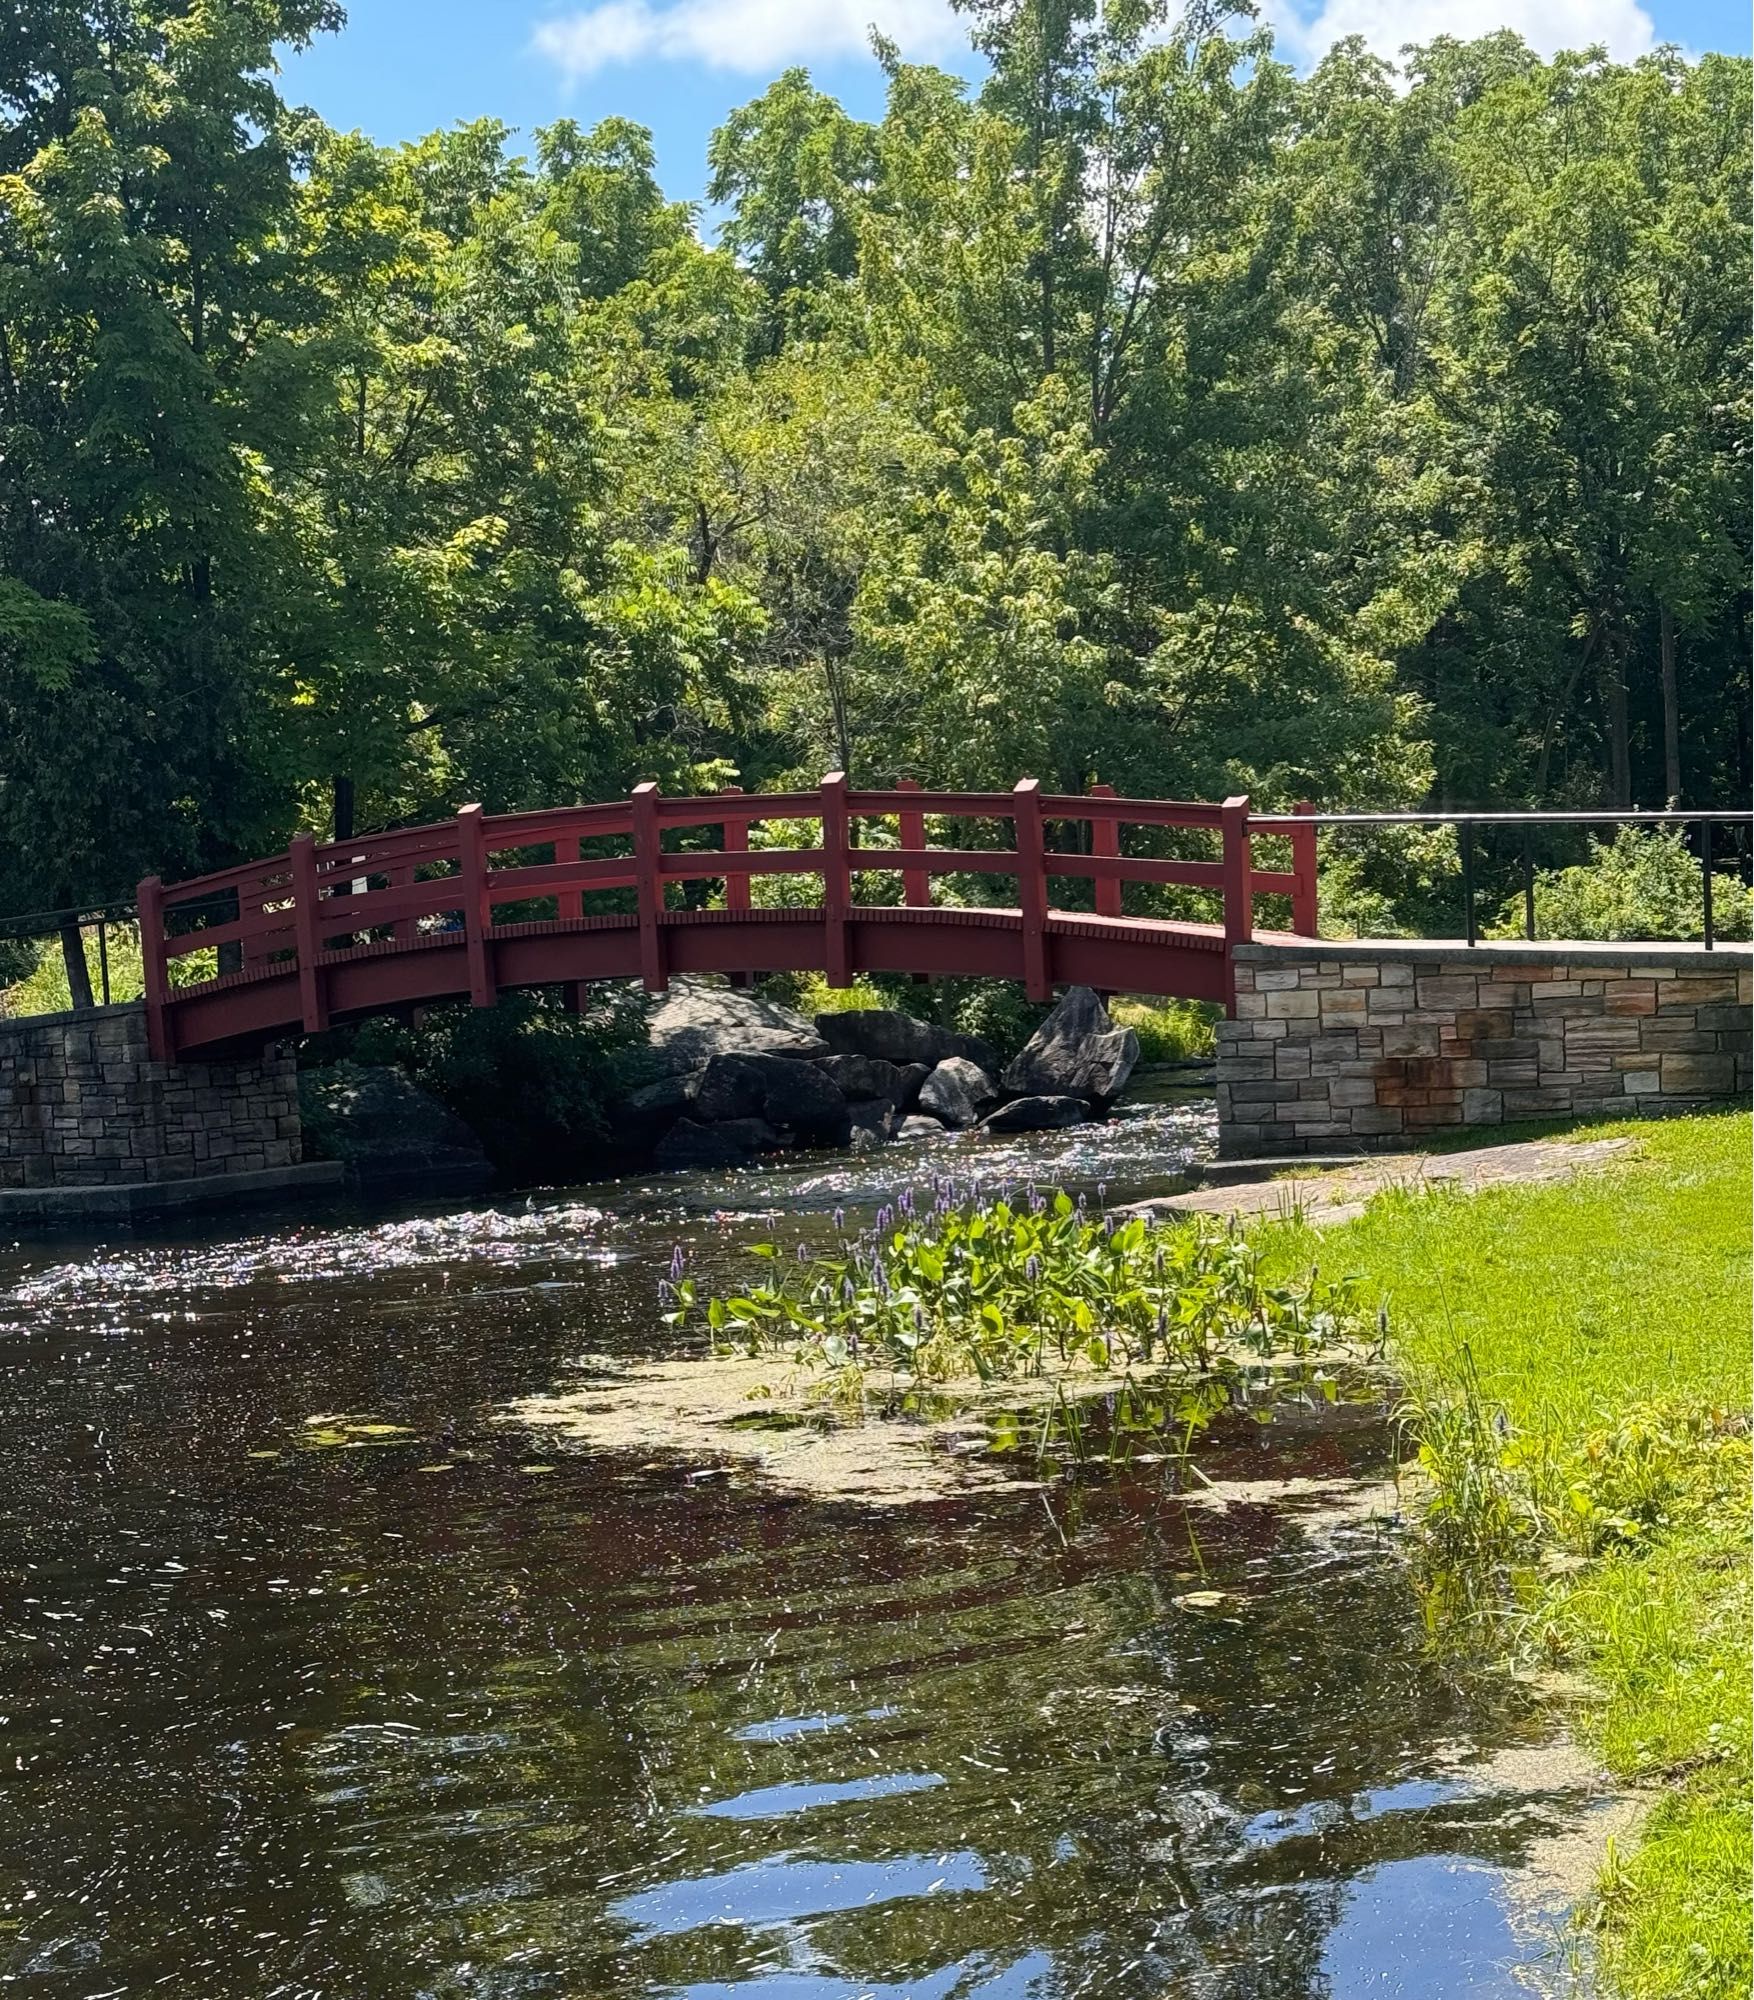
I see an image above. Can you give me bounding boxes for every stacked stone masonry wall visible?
[1218,942,1752,1157]
[0,1005,301,1188]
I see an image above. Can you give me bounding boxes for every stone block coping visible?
[1236,937,1753,966]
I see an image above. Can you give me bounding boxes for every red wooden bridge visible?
[139,779,1317,1062]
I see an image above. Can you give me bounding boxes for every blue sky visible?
[279,0,1751,208]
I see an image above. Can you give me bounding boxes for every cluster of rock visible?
[618,980,1140,1169]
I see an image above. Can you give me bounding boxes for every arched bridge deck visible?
[140,779,1318,1061]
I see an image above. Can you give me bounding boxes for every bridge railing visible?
[138,780,1316,1055]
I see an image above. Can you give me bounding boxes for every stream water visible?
[0,1096,1615,1998]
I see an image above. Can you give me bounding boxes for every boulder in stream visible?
[299,1064,493,1190]
[981,1093,1091,1134]
[815,1009,999,1078]
[815,1054,929,1109]
[654,1117,780,1168]
[1001,987,1138,1105]
[692,1052,852,1146]
[917,1056,998,1130]
[645,978,828,1077]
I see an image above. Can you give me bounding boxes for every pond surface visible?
[0,1100,1612,1997]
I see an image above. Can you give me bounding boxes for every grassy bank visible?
[1278,1111,1750,1997]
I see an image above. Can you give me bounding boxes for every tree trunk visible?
[59,919,95,1012]
[1602,643,1632,806]
[1659,605,1681,807]
[333,775,355,844]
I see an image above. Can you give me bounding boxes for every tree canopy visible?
[0,0,1746,921]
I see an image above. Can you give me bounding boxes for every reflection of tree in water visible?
[1,1229,1545,1998]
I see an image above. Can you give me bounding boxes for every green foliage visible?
[0,9,1746,959]
[1277,1112,1751,1998]
[1109,996,1218,1063]
[665,1188,1374,1388]
[1487,825,1752,943]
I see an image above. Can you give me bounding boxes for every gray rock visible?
[980,1094,1090,1133]
[654,1117,780,1168]
[897,1114,952,1142]
[816,1053,914,1105]
[693,1052,851,1146]
[608,1068,701,1152]
[918,1055,998,1130]
[846,1101,897,1152]
[645,977,828,1078]
[815,1009,999,1078]
[299,1064,492,1189]
[1001,986,1139,1105]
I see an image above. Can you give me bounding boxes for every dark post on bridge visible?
[132,778,1323,1062]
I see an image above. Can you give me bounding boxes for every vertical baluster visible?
[896,777,929,907]
[1523,831,1537,942]
[1014,778,1050,1002]
[457,804,495,1007]
[722,786,750,914]
[291,833,329,1032]
[821,773,851,988]
[1220,795,1252,1016]
[632,782,666,993]
[1090,782,1122,919]
[558,828,584,925]
[391,862,416,944]
[1461,819,1477,947]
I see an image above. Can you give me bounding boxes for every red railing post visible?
[631,782,666,993]
[1220,793,1252,1015]
[1089,782,1122,919]
[138,874,170,1062]
[457,804,495,1008]
[390,862,416,944]
[1291,798,1318,937]
[721,786,750,914]
[291,833,329,1033]
[821,772,851,987]
[896,777,929,907]
[558,828,584,924]
[1014,777,1051,1002]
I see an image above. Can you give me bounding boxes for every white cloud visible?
[1263,0,1657,67]
[532,0,963,79]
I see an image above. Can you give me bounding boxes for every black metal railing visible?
[1248,808,1753,950]
[0,899,139,1010]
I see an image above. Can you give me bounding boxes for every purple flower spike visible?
[1025,1254,1041,1283]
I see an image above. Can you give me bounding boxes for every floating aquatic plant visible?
[660,1177,1375,1391]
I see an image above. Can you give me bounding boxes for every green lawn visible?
[1277,1111,1750,1997]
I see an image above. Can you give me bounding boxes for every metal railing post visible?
[1461,819,1477,947]
[1702,819,1714,950]
[1523,832,1536,941]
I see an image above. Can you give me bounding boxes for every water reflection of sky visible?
[0,1112,1610,1999]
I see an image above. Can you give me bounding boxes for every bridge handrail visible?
[138,780,1316,1059]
